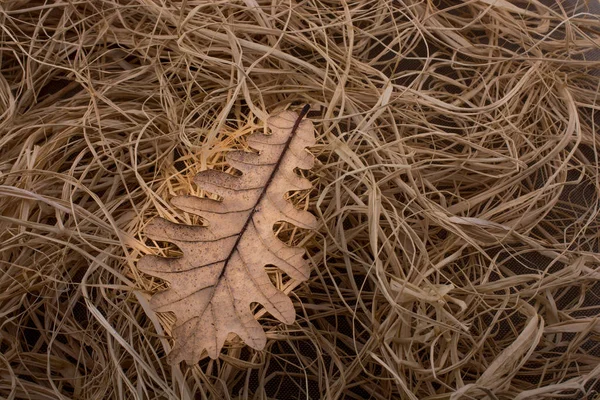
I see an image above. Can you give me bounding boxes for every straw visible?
[1,0,599,398]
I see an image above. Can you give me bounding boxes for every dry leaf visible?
[138,107,317,364]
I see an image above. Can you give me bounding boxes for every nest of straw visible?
[1,0,600,399]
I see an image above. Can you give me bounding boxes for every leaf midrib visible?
[216,106,310,282]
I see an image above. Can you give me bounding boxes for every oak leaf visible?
[139,107,316,364]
